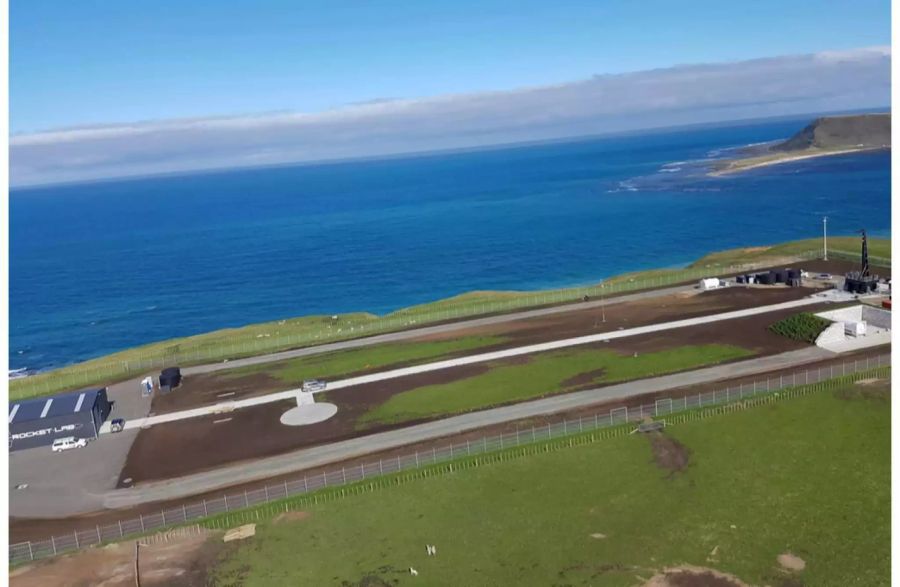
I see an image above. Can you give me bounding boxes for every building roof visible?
[9,388,105,425]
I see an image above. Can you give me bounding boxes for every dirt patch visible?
[273,510,310,524]
[648,432,690,476]
[643,565,751,587]
[855,377,884,385]
[777,553,806,572]
[118,362,491,484]
[837,380,890,402]
[563,367,607,388]
[10,528,221,587]
[589,532,607,539]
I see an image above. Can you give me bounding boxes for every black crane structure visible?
[843,229,879,294]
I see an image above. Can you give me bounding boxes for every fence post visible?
[203,499,209,516]
[96,525,101,544]
[415,451,420,467]
[51,536,57,555]
[140,514,145,532]
[118,520,124,538]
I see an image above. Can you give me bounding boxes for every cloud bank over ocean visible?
[11,46,891,186]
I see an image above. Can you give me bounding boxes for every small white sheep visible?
[409,567,418,576]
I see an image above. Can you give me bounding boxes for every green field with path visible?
[358,344,753,427]
[211,377,890,586]
[227,335,508,384]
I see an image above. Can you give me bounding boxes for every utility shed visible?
[699,278,722,291]
[8,388,111,452]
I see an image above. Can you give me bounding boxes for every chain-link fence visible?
[10,353,890,565]
[14,249,867,400]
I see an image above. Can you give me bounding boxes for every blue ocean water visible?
[9,115,891,371]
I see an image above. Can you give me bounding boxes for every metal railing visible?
[9,353,890,565]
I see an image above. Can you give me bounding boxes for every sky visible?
[10,0,892,186]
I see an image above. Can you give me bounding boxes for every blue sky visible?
[11,0,890,134]
[9,1,891,185]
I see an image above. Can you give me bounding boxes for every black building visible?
[8,388,111,451]
[159,367,182,392]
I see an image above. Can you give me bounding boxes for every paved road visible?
[116,296,822,431]
[184,284,696,375]
[102,346,836,509]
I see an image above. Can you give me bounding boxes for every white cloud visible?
[10,46,891,187]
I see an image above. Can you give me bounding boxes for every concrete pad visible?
[816,329,892,353]
[280,403,338,426]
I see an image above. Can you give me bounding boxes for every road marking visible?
[217,392,236,398]
[213,418,233,424]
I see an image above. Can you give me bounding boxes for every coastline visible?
[708,146,887,177]
[8,236,891,397]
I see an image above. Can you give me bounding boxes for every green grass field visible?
[210,378,890,587]
[691,236,890,268]
[359,344,753,427]
[768,312,833,343]
[226,335,508,384]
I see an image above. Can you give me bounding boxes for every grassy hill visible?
[774,113,890,152]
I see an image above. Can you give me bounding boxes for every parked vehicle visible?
[110,418,126,433]
[51,437,87,453]
[302,379,327,392]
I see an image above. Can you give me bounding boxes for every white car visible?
[302,379,327,392]
[51,437,87,453]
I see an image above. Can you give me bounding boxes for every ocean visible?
[9,114,891,372]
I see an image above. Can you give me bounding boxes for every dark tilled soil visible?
[649,432,690,476]
[119,363,492,484]
[116,294,833,485]
[120,311,809,484]
[151,285,819,415]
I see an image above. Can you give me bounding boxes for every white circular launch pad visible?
[280,403,338,426]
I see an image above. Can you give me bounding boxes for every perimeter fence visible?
[10,352,890,565]
[14,248,877,400]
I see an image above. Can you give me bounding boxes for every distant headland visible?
[710,112,890,176]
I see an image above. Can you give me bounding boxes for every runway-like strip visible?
[112,296,821,432]
[103,346,836,508]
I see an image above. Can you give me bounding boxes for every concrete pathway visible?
[110,296,823,432]
[102,346,837,509]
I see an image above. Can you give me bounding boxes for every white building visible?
[699,278,723,291]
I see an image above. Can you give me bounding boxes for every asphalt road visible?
[102,346,835,510]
